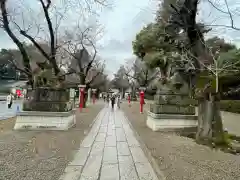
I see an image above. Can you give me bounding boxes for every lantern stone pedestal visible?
[146,74,198,132]
[147,93,197,132]
[14,87,76,131]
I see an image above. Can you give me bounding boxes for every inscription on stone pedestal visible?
[150,104,195,115]
[24,88,72,112]
[37,126,57,128]
[151,82,196,115]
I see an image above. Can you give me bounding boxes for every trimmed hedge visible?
[220,100,240,113]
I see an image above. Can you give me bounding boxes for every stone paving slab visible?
[105,135,117,147]
[59,107,159,180]
[100,163,119,180]
[118,155,139,180]
[59,166,83,180]
[103,146,118,164]
[69,148,90,166]
[117,141,131,156]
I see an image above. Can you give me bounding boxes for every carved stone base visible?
[23,88,72,112]
[14,110,76,131]
[146,111,197,131]
[150,104,195,115]
[23,101,73,112]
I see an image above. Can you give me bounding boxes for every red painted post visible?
[128,93,131,106]
[78,85,86,112]
[140,90,144,113]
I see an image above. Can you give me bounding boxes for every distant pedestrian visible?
[106,94,110,104]
[117,95,121,109]
[6,93,13,109]
[111,95,115,110]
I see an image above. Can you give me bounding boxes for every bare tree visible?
[125,57,159,88]
[0,0,70,88]
[0,0,108,88]
[61,22,105,88]
[111,65,130,98]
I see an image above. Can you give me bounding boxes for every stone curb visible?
[87,105,105,128]
[122,111,166,180]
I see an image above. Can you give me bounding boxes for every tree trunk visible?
[196,93,225,146]
[131,86,137,101]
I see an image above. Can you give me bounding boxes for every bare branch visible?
[207,0,228,14]
[46,0,51,9]
[8,60,31,76]
[86,63,105,86]
[204,24,240,31]
[224,0,234,30]
[205,0,240,30]
[19,30,50,60]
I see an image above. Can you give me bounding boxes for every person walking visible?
[6,93,13,109]
[117,95,121,109]
[106,94,110,104]
[111,95,115,110]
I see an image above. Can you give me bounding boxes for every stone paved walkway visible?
[59,106,159,180]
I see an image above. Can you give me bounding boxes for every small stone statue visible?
[33,61,65,88]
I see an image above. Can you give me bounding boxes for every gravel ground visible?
[122,102,240,180]
[0,104,104,180]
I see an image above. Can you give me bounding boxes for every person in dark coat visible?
[111,95,115,110]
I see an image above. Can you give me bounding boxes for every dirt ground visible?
[0,104,104,180]
[122,102,240,180]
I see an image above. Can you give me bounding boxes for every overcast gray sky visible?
[0,0,240,79]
